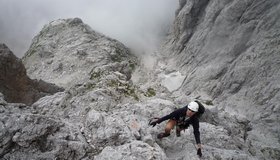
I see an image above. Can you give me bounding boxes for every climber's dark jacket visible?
[157,107,201,144]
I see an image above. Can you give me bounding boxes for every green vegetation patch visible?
[129,62,136,71]
[144,88,156,97]
[90,70,102,80]
[107,79,140,101]
[205,100,213,105]
[85,82,96,90]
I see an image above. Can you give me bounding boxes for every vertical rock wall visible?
[0,44,63,105]
[161,0,280,159]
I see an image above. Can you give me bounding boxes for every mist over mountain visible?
[0,0,177,57]
[0,0,280,159]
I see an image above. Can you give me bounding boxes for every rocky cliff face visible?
[160,0,280,159]
[0,44,63,105]
[2,18,170,160]
[1,1,280,159]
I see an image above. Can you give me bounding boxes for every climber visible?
[149,101,204,157]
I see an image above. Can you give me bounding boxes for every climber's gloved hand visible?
[149,118,159,127]
[150,121,157,127]
[197,148,202,157]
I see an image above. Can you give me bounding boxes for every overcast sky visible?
[0,0,178,57]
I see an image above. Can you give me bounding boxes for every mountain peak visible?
[23,18,137,88]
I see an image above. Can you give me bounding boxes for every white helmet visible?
[188,101,199,112]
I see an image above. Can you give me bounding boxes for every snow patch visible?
[159,71,185,92]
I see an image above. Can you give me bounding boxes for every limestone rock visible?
[161,0,280,159]
[22,18,137,88]
[94,141,167,160]
[0,100,90,160]
[2,1,280,159]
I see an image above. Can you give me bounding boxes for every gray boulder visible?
[0,97,90,160]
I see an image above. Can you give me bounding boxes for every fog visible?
[0,0,178,57]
